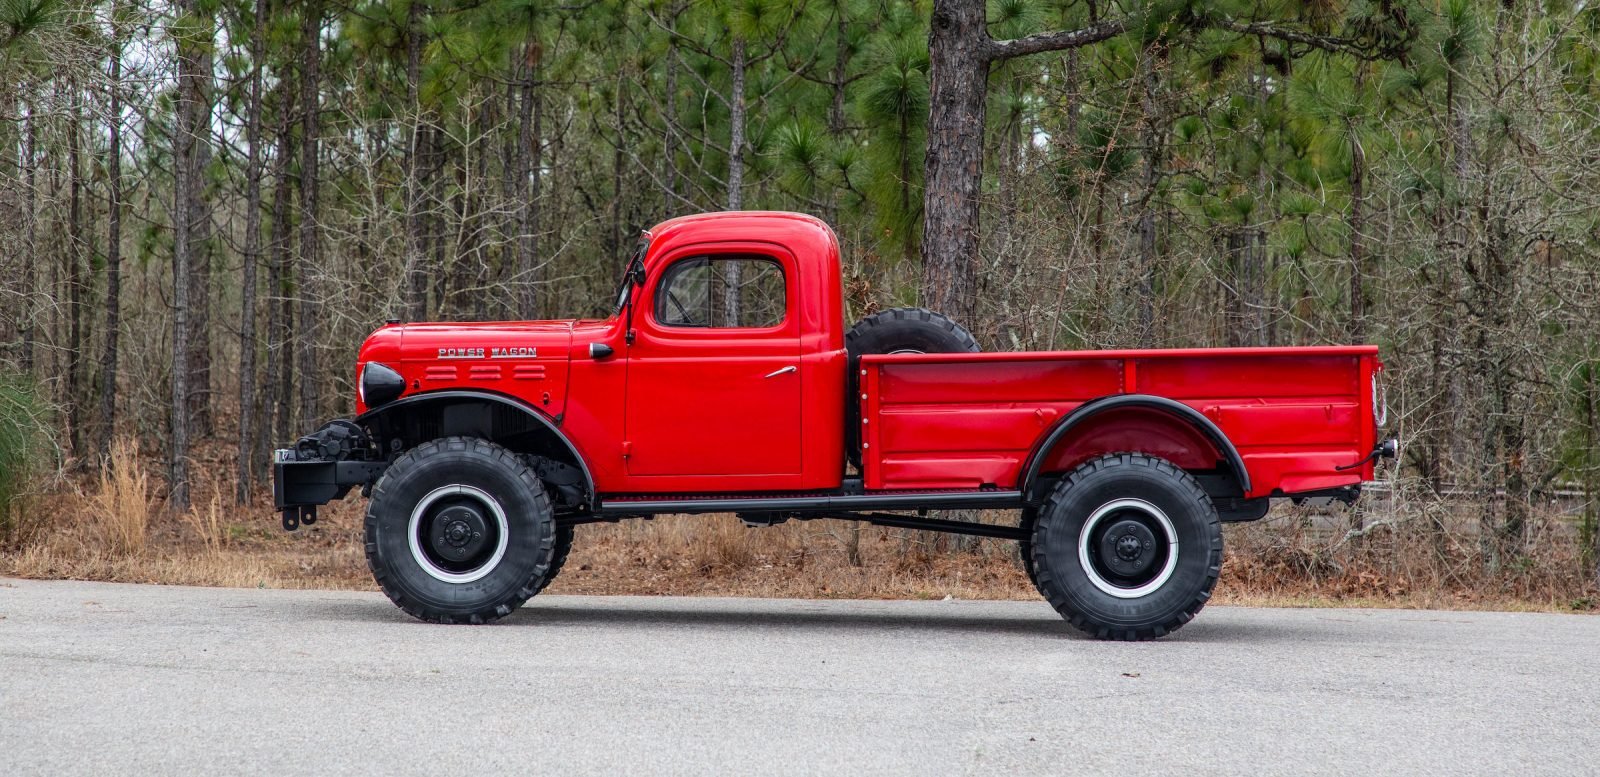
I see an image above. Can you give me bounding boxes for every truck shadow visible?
[513,602,1081,638]
[501,600,1303,642]
[324,597,1305,642]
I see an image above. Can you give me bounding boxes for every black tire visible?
[364,436,557,624]
[536,524,575,594]
[1018,507,1041,591]
[844,307,980,466]
[1031,453,1222,641]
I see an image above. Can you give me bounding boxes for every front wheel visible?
[365,437,557,624]
[1031,453,1222,640]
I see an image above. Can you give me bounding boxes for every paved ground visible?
[1,579,1596,776]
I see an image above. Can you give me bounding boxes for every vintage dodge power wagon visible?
[276,211,1394,640]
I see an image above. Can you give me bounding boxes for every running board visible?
[593,490,1024,518]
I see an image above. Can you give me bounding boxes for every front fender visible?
[357,389,595,507]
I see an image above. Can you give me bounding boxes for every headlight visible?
[360,362,405,409]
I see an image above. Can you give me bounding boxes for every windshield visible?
[613,238,649,315]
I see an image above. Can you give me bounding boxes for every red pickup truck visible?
[276,211,1393,639]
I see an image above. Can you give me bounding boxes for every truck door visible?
[623,249,802,479]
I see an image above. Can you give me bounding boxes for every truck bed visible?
[858,346,1381,498]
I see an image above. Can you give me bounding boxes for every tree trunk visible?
[170,0,203,509]
[403,0,428,320]
[722,35,747,323]
[96,47,125,458]
[725,37,747,185]
[828,0,848,136]
[664,20,680,204]
[67,85,84,456]
[919,2,1124,324]
[260,101,296,472]
[429,125,448,316]
[236,0,267,502]
[1064,48,1079,146]
[186,39,216,437]
[21,105,36,375]
[1224,228,1266,347]
[297,0,324,431]
[1135,45,1164,345]
[823,0,849,229]
[606,73,626,267]
[919,0,988,324]
[1583,360,1599,585]
[514,40,543,318]
[1348,65,1367,342]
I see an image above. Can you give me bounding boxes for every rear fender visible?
[1020,395,1251,504]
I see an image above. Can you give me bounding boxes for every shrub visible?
[0,378,54,548]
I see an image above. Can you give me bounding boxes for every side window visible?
[655,255,786,329]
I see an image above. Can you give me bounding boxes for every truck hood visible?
[355,320,577,416]
[391,320,577,361]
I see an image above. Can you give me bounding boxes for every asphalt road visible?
[2,578,1596,776]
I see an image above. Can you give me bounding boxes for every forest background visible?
[1,0,1597,606]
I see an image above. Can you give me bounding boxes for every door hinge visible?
[621,441,631,459]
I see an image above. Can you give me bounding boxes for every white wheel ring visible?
[1077,497,1181,599]
[407,484,510,584]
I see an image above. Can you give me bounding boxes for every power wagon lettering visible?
[491,346,537,358]
[275,211,1395,640]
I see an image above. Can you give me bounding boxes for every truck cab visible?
[277,211,1394,640]
[349,212,849,495]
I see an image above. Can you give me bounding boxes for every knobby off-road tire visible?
[1018,507,1041,591]
[365,437,557,624]
[536,524,575,594]
[1031,453,1223,641]
[844,307,980,466]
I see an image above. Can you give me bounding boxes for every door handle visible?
[763,366,797,379]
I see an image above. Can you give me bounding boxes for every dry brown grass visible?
[89,438,155,556]
[1218,499,1600,611]
[551,515,1036,601]
[3,443,1596,613]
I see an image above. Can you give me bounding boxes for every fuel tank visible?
[355,321,575,417]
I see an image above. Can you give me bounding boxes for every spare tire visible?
[845,307,980,467]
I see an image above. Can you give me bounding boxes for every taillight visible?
[1372,371,1388,428]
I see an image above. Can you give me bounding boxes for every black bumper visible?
[273,454,388,530]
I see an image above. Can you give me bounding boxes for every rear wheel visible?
[1031,453,1222,640]
[365,437,557,624]
[1018,507,1041,591]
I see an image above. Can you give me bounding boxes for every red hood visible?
[392,320,576,361]
[354,320,578,415]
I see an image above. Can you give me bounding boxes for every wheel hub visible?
[1096,518,1159,577]
[429,505,489,563]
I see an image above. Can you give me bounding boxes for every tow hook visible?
[1336,438,1399,471]
[282,506,318,532]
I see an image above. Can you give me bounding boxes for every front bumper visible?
[273,421,389,530]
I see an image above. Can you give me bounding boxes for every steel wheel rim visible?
[1077,497,1180,599]
[407,484,510,584]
